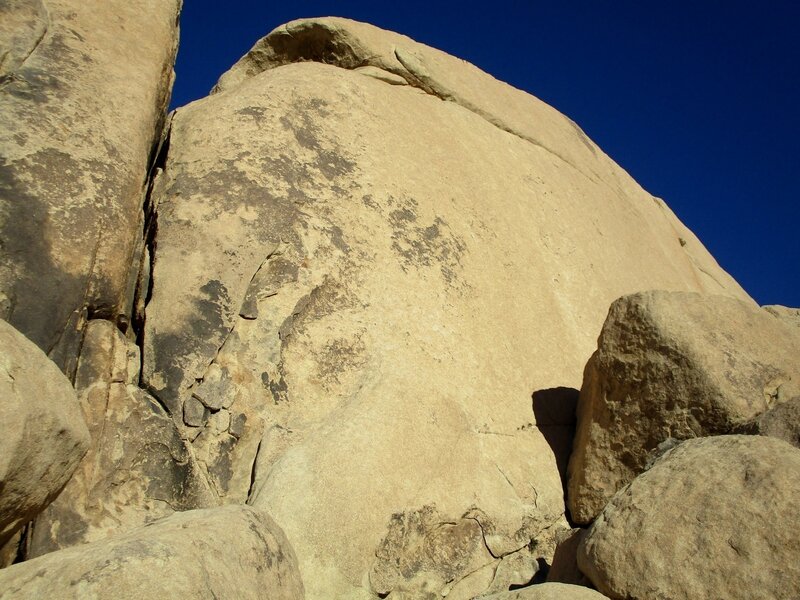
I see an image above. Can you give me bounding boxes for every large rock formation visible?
[138,17,750,598]
[0,319,89,549]
[0,505,304,599]
[0,0,181,371]
[568,290,800,523]
[577,436,800,600]
[28,320,216,556]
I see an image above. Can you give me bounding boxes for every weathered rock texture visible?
[764,304,800,328]
[138,17,750,598]
[578,436,800,600]
[546,528,591,587]
[568,290,800,524]
[739,395,800,448]
[481,583,609,599]
[0,505,304,599]
[0,318,89,549]
[28,320,216,556]
[0,0,182,370]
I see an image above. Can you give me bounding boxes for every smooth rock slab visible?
[0,319,89,548]
[568,290,800,523]
[578,436,800,600]
[0,505,304,599]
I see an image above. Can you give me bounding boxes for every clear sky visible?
[172,1,799,308]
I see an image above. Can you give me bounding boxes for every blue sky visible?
[172,1,799,308]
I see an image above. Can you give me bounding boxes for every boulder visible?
[480,582,608,599]
[0,319,89,548]
[578,436,800,600]
[141,17,749,598]
[28,320,216,557]
[568,290,800,523]
[0,505,304,599]
[0,0,181,370]
[739,395,800,448]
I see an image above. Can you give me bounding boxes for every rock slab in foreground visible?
[0,505,304,599]
[0,319,89,548]
[568,291,800,523]
[578,435,800,600]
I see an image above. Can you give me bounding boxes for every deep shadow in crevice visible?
[531,386,579,492]
[508,557,550,590]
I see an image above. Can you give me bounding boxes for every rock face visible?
[138,17,750,598]
[28,320,216,556]
[568,290,800,524]
[0,319,90,549]
[0,505,304,599]
[0,0,181,370]
[578,436,800,600]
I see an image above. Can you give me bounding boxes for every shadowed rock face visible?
[0,0,182,369]
[27,320,216,558]
[138,17,751,599]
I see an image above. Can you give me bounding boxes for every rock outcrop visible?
[0,319,89,549]
[577,436,800,600]
[4,7,789,600]
[0,505,304,599]
[27,320,216,556]
[0,0,181,370]
[568,290,800,523]
[139,17,750,598]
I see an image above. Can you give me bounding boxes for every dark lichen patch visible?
[146,280,234,413]
[370,505,489,597]
[0,151,107,355]
[277,98,357,181]
[267,372,289,404]
[326,224,350,253]
[315,331,367,386]
[236,106,268,123]
[391,213,467,284]
[204,434,237,497]
[191,280,231,340]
